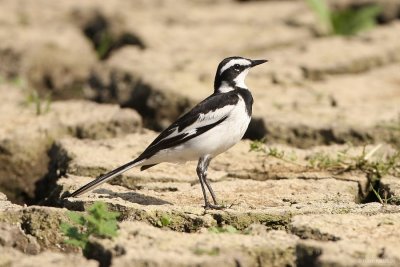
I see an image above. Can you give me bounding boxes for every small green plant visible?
[307,150,348,170]
[309,145,400,204]
[157,214,172,227]
[370,186,400,205]
[250,141,301,166]
[371,187,384,204]
[96,32,113,59]
[251,141,400,203]
[340,146,400,182]
[208,225,238,234]
[25,90,51,115]
[60,202,120,251]
[267,147,286,160]
[306,0,381,36]
[249,140,265,152]
[306,145,400,179]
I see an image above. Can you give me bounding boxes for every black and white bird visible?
[67,56,267,209]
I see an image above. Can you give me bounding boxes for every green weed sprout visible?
[26,90,51,115]
[306,0,381,36]
[250,141,302,166]
[157,214,172,227]
[250,141,400,203]
[60,202,120,250]
[97,32,113,59]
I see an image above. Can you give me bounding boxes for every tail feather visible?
[66,158,143,198]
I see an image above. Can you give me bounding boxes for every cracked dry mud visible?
[0,0,400,266]
[2,137,400,266]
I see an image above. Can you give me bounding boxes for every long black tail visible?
[66,158,143,198]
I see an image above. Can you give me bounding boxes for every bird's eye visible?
[233,64,240,71]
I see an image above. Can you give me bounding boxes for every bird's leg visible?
[196,157,209,208]
[202,156,217,205]
[197,156,225,210]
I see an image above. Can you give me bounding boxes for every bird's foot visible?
[204,202,226,210]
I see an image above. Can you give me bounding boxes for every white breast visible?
[176,96,251,159]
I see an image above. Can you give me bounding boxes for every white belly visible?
[146,98,251,164]
[184,104,251,157]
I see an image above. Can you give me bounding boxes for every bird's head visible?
[214,56,267,93]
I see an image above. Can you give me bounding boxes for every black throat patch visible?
[235,87,253,116]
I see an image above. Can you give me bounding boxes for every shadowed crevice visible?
[82,13,145,60]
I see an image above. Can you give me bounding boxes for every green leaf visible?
[60,222,73,234]
[96,32,113,59]
[332,5,381,35]
[306,0,381,36]
[64,238,87,249]
[306,0,333,33]
[60,202,120,250]
[160,215,172,227]
[223,225,238,234]
[249,140,265,152]
[67,211,86,225]
[97,221,118,238]
[101,210,120,220]
[85,213,101,227]
[88,202,119,220]
[60,223,89,249]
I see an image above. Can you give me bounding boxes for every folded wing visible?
[137,92,240,161]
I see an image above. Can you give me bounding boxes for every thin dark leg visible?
[201,156,218,205]
[196,158,209,207]
[204,179,218,205]
[197,156,225,210]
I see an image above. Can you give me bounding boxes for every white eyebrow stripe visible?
[219,59,251,74]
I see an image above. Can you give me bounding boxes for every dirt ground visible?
[0,0,399,266]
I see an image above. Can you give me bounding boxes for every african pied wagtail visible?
[67,56,267,209]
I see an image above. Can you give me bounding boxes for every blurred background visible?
[0,0,400,204]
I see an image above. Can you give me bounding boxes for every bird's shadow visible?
[94,188,172,206]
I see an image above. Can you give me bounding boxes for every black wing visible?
[137,91,240,162]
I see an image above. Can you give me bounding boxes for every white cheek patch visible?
[220,59,251,74]
[233,68,249,88]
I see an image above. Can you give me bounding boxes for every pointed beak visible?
[250,59,268,67]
